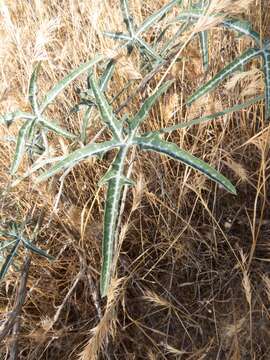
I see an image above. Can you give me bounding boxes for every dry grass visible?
[0,0,270,359]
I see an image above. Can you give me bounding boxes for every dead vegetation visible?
[0,0,270,359]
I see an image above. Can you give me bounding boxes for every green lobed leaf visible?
[121,0,134,38]
[191,1,209,72]
[82,60,116,143]
[82,60,116,103]
[10,120,35,175]
[136,0,177,36]
[99,60,116,91]
[130,80,173,132]
[136,37,164,61]
[134,134,236,194]
[10,155,64,188]
[104,0,176,62]
[0,239,17,251]
[39,117,76,139]
[21,237,54,260]
[160,22,189,56]
[81,107,94,145]
[80,61,116,144]
[173,12,260,46]
[88,73,123,140]
[262,50,270,118]
[187,48,262,105]
[100,147,128,297]
[40,54,104,114]
[0,111,35,127]
[99,167,135,187]
[36,139,122,182]
[199,30,209,71]
[103,31,132,42]
[0,238,21,279]
[29,62,41,114]
[121,0,135,37]
[99,168,119,186]
[222,19,260,45]
[154,95,264,134]
[107,0,176,62]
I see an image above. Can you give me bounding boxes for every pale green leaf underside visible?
[10,156,64,188]
[134,134,236,194]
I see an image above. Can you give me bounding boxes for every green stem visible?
[101,146,128,297]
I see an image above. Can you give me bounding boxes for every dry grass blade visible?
[0,255,31,343]
[78,278,124,360]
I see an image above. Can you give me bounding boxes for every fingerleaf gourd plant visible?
[2,0,268,298]
[35,71,235,297]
